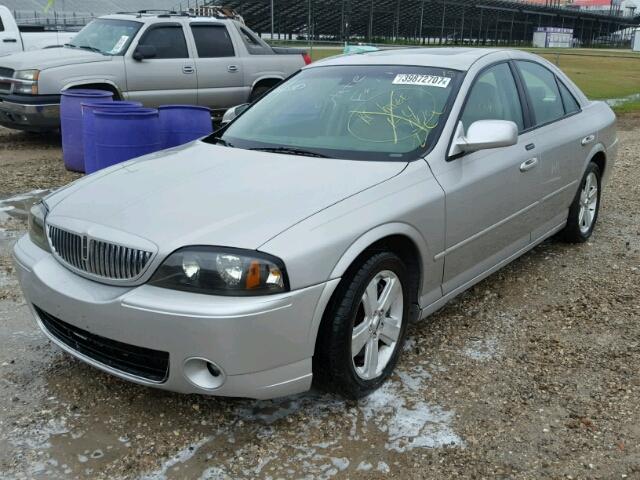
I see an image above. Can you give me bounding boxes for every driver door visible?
[124,23,197,106]
[430,62,542,295]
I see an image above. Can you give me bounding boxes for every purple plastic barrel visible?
[158,105,213,149]
[94,108,161,170]
[60,89,113,172]
[81,101,143,174]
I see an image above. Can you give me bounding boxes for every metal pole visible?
[419,0,425,45]
[271,0,274,41]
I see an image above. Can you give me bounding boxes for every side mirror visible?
[221,103,249,126]
[132,45,157,61]
[449,120,518,156]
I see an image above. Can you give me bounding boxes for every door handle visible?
[227,65,239,72]
[581,134,595,146]
[3,38,17,43]
[520,157,538,172]
[182,65,195,74]
[525,143,535,151]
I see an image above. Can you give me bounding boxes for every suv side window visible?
[138,25,188,59]
[517,61,565,125]
[0,17,4,32]
[190,24,235,58]
[461,62,524,132]
[235,25,272,55]
[557,80,580,114]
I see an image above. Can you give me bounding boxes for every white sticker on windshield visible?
[110,35,129,54]
[392,74,451,88]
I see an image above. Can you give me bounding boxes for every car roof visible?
[312,47,533,71]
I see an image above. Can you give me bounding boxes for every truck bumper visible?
[0,94,60,132]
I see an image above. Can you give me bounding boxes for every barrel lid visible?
[158,104,211,112]
[61,89,114,98]
[94,108,158,117]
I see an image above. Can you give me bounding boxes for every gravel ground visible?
[0,116,638,480]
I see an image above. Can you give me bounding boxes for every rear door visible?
[124,23,197,106]
[513,60,588,241]
[433,62,542,295]
[188,23,247,110]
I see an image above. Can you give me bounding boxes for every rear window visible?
[190,24,235,58]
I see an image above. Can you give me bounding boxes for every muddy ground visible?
[0,117,639,480]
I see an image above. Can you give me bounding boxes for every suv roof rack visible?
[114,7,244,24]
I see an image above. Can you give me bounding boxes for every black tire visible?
[560,162,601,243]
[249,85,271,103]
[313,251,411,399]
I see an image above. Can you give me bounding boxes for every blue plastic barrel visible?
[158,105,213,149]
[81,101,142,174]
[60,89,113,172]
[94,108,161,170]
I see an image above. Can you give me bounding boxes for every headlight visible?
[149,246,288,296]
[13,70,39,95]
[15,69,39,81]
[28,201,50,252]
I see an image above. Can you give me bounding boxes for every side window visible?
[190,25,235,58]
[461,63,524,132]
[0,17,4,32]
[236,25,272,55]
[138,25,188,59]
[517,61,565,125]
[558,80,580,114]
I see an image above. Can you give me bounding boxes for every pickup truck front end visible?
[0,68,60,132]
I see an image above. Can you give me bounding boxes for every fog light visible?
[183,357,225,390]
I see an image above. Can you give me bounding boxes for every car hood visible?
[0,47,111,70]
[45,142,408,252]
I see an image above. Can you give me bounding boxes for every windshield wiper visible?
[76,45,105,54]
[212,137,234,147]
[249,147,328,158]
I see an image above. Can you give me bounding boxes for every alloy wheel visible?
[578,171,598,234]
[351,270,404,380]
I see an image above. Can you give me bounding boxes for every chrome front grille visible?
[0,68,14,93]
[48,225,153,281]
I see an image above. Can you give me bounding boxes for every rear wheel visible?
[249,85,272,103]
[313,251,410,399]
[560,162,601,243]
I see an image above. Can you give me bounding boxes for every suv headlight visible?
[13,69,39,95]
[15,69,39,81]
[28,201,50,252]
[149,246,288,296]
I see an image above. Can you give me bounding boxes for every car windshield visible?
[216,65,461,161]
[67,19,142,56]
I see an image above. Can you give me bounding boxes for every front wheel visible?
[313,251,410,399]
[560,162,601,243]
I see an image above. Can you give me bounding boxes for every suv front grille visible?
[35,306,170,382]
[0,67,14,94]
[48,225,153,281]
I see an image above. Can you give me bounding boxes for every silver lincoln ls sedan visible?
[14,48,617,399]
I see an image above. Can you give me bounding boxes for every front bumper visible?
[0,94,60,131]
[13,235,339,399]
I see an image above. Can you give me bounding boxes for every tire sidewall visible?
[572,162,602,241]
[341,254,411,393]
